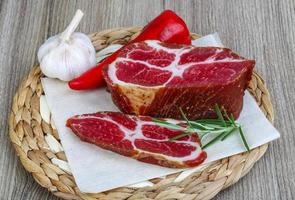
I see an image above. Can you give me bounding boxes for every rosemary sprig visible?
[152,105,250,152]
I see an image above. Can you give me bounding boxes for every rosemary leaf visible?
[200,131,211,139]
[179,108,193,127]
[195,119,226,123]
[214,104,227,127]
[189,121,215,130]
[220,126,236,141]
[152,118,184,130]
[169,131,194,141]
[202,132,226,149]
[195,119,231,125]
[230,114,236,126]
[204,128,233,135]
[238,126,250,151]
[199,123,227,129]
[223,110,235,125]
[230,113,235,121]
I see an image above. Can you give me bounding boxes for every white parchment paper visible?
[42,34,280,193]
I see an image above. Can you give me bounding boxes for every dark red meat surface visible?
[66,112,206,168]
[103,40,255,119]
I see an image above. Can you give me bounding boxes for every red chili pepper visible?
[68,10,191,90]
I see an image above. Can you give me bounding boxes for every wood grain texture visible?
[0,0,294,199]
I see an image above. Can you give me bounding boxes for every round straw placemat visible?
[9,27,274,200]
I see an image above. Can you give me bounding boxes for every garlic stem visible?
[60,9,84,41]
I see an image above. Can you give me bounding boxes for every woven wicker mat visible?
[8,27,274,200]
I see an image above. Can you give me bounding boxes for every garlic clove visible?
[73,32,96,52]
[37,35,60,62]
[71,33,96,66]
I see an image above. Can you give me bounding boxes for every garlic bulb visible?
[38,9,96,81]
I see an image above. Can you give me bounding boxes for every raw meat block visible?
[103,40,255,119]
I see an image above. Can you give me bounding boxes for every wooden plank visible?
[0,0,294,199]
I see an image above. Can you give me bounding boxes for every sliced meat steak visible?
[103,40,255,119]
[66,112,206,168]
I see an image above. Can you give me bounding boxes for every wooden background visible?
[0,0,294,199]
